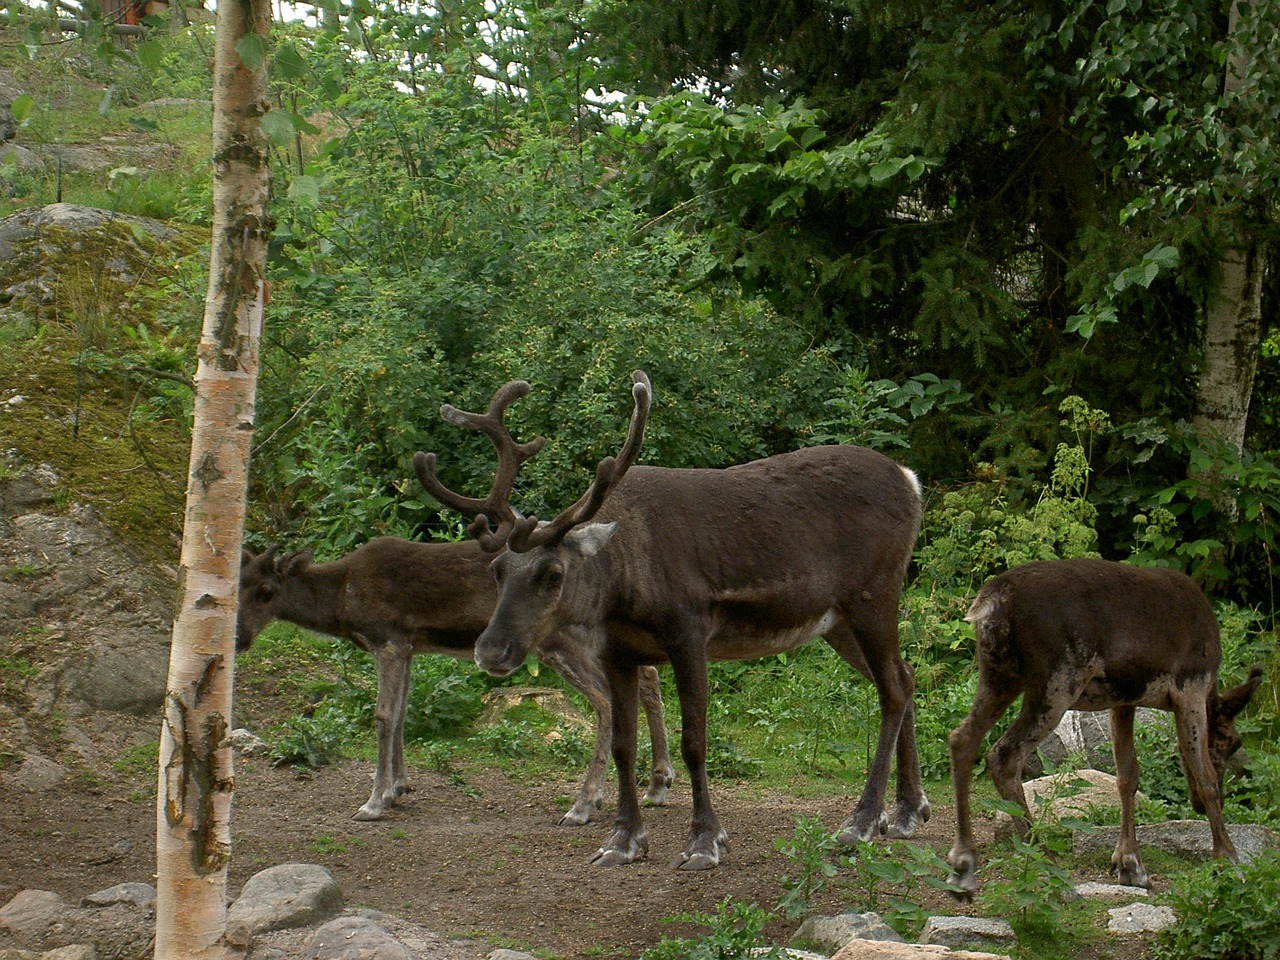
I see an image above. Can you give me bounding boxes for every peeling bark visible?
[1190,1,1269,517]
[153,0,271,955]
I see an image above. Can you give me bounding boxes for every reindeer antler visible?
[412,380,547,552]
[508,370,652,553]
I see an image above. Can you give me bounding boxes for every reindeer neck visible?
[276,560,353,638]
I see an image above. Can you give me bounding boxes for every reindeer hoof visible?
[642,783,671,807]
[883,797,931,839]
[947,871,977,902]
[589,830,648,866]
[1110,854,1150,890]
[560,800,598,827]
[673,852,719,871]
[835,811,884,846]
[672,830,729,870]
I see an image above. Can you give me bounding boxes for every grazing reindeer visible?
[414,372,928,870]
[948,557,1263,897]
[237,538,674,823]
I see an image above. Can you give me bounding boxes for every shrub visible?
[1153,853,1280,960]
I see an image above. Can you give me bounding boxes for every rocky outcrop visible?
[0,456,174,793]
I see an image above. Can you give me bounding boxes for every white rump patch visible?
[900,464,923,501]
[964,594,995,623]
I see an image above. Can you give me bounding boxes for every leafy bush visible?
[842,840,955,939]
[1154,853,1280,960]
[639,898,787,960]
[268,704,362,769]
[775,816,840,920]
[404,658,487,740]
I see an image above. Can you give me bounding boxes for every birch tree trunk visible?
[1191,0,1268,517]
[154,0,272,955]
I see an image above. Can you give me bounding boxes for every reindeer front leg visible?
[590,662,648,866]
[668,642,728,871]
[1174,691,1240,863]
[946,678,1019,899]
[539,642,611,826]
[355,637,412,821]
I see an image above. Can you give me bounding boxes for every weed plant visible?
[774,816,841,920]
[638,898,788,960]
[1154,852,1280,960]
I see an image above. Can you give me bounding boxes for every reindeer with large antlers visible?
[414,371,929,870]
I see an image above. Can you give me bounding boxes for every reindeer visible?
[947,557,1263,897]
[413,371,929,870]
[237,536,674,824]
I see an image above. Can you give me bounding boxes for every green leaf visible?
[799,126,826,150]
[10,94,33,123]
[22,23,41,58]
[261,109,298,147]
[288,174,323,204]
[869,158,906,183]
[136,40,165,71]
[236,33,269,72]
[273,41,310,80]
[762,128,794,152]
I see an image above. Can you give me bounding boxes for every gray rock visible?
[42,946,97,960]
[792,912,905,952]
[81,884,155,910]
[1074,881,1149,900]
[6,754,68,791]
[225,863,344,947]
[1107,902,1176,934]
[0,461,173,722]
[0,890,68,937]
[486,951,539,960]
[230,727,271,756]
[831,941,1012,960]
[308,916,411,960]
[1026,710,1114,776]
[919,916,1016,951]
[1073,820,1280,862]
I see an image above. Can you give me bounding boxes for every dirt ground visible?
[0,709,934,958]
[0,702,1164,960]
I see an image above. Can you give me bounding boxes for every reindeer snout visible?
[474,629,522,678]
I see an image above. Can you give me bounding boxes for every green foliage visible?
[268,703,363,770]
[1154,853,1280,960]
[639,898,787,960]
[774,816,840,920]
[809,364,970,451]
[842,840,956,939]
[404,659,487,741]
[980,828,1077,960]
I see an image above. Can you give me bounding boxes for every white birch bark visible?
[1190,0,1267,517]
[154,0,272,955]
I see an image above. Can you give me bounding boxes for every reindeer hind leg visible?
[638,665,674,806]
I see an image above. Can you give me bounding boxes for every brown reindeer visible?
[414,371,929,870]
[947,557,1263,897]
[237,536,674,824]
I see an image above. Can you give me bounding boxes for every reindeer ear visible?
[1218,664,1264,721]
[279,549,314,575]
[563,522,617,558]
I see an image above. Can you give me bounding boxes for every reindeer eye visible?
[539,564,564,590]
